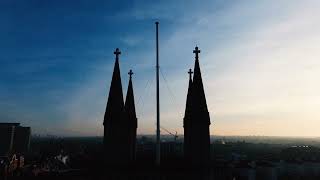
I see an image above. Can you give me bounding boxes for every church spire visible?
[103,48,127,165]
[125,69,137,128]
[183,68,193,161]
[103,48,124,126]
[192,46,209,118]
[124,69,138,161]
[183,46,211,165]
[184,69,193,126]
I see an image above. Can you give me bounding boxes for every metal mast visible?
[155,21,160,165]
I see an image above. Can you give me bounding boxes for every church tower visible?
[184,46,211,165]
[183,68,193,160]
[103,48,135,165]
[124,69,138,162]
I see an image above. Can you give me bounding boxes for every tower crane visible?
[160,126,178,142]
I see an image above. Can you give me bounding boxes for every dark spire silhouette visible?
[192,46,209,117]
[183,68,193,159]
[184,68,193,118]
[184,46,211,165]
[124,69,138,161]
[103,48,127,164]
[104,48,124,126]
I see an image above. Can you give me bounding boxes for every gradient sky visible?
[1,0,320,137]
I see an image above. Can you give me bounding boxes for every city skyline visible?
[1,0,320,137]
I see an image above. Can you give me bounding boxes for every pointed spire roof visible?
[124,69,137,128]
[104,48,124,125]
[183,69,193,126]
[192,46,210,123]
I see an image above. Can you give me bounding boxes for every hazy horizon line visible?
[31,134,320,139]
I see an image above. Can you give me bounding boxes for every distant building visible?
[0,123,31,156]
[183,46,211,165]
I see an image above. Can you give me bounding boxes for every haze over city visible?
[1,0,320,137]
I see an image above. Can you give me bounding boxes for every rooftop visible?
[0,123,21,127]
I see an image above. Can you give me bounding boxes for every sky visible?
[1,0,320,137]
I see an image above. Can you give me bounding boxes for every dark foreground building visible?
[184,46,211,165]
[0,123,31,155]
[124,69,138,161]
[103,48,137,165]
[102,46,211,179]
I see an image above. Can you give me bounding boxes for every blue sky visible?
[1,0,320,136]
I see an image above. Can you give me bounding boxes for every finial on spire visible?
[114,48,121,60]
[193,46,200,60]
[128,69,134,79]
[188,68,193,80]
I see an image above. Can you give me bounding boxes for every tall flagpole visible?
[155,21,160,166]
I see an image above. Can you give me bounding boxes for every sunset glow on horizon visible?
[1,0,320,137]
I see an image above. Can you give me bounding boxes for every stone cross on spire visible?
[128,69,134,79]
[114,48,121,60]
[193,46,200,60]
[188,69,193,80]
